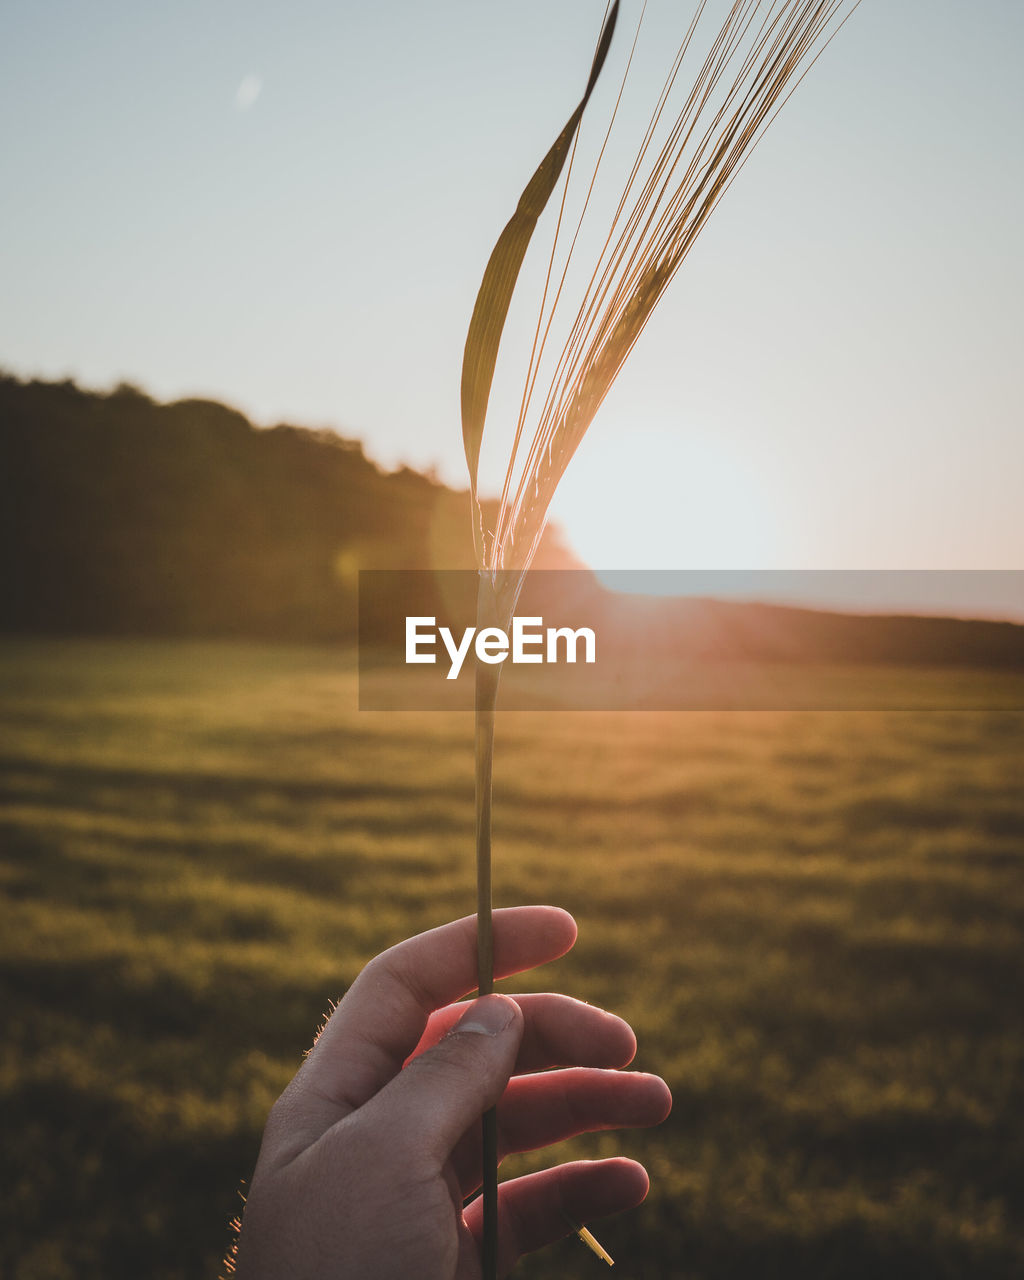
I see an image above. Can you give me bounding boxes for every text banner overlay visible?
[358,570,1024,712]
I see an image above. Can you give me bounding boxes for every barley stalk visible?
[473,575,500,1278]
[460,3,860,1274]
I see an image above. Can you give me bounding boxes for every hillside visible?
[0,373,574,641]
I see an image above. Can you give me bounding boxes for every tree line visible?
[0,372,569,641]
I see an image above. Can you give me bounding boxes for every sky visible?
[1,1,1022,619]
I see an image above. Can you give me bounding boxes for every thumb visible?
[369,994,523,1160]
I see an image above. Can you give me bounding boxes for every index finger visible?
[270,906,576,1157]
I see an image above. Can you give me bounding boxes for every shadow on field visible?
[0,947,326,1052]
[0,751,415,815]
[635,1196,1022,1280]
[0,1077,257,1280]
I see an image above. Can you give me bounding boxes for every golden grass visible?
[1,638,1022,1278]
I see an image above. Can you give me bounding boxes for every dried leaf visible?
[460,2,620,564]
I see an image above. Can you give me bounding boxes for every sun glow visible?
[549,421,786,579]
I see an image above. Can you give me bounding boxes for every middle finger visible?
[451,1066,672,1193]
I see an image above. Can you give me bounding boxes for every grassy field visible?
[1,637,1022,1279]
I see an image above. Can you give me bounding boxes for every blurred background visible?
[3,0,1022,584]
[1,3,1022,1277]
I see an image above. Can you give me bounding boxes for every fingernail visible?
[454,995,516,1037]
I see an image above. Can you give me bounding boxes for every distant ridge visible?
[571,590,1024,672]
[1,370,1021,669]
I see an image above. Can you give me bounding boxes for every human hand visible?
[232,905,671,1279]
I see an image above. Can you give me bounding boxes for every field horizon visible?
[1,636,1022,1278]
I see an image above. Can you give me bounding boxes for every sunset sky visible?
[2,2,1021,617]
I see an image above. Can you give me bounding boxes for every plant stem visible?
[474,574,501,1280]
